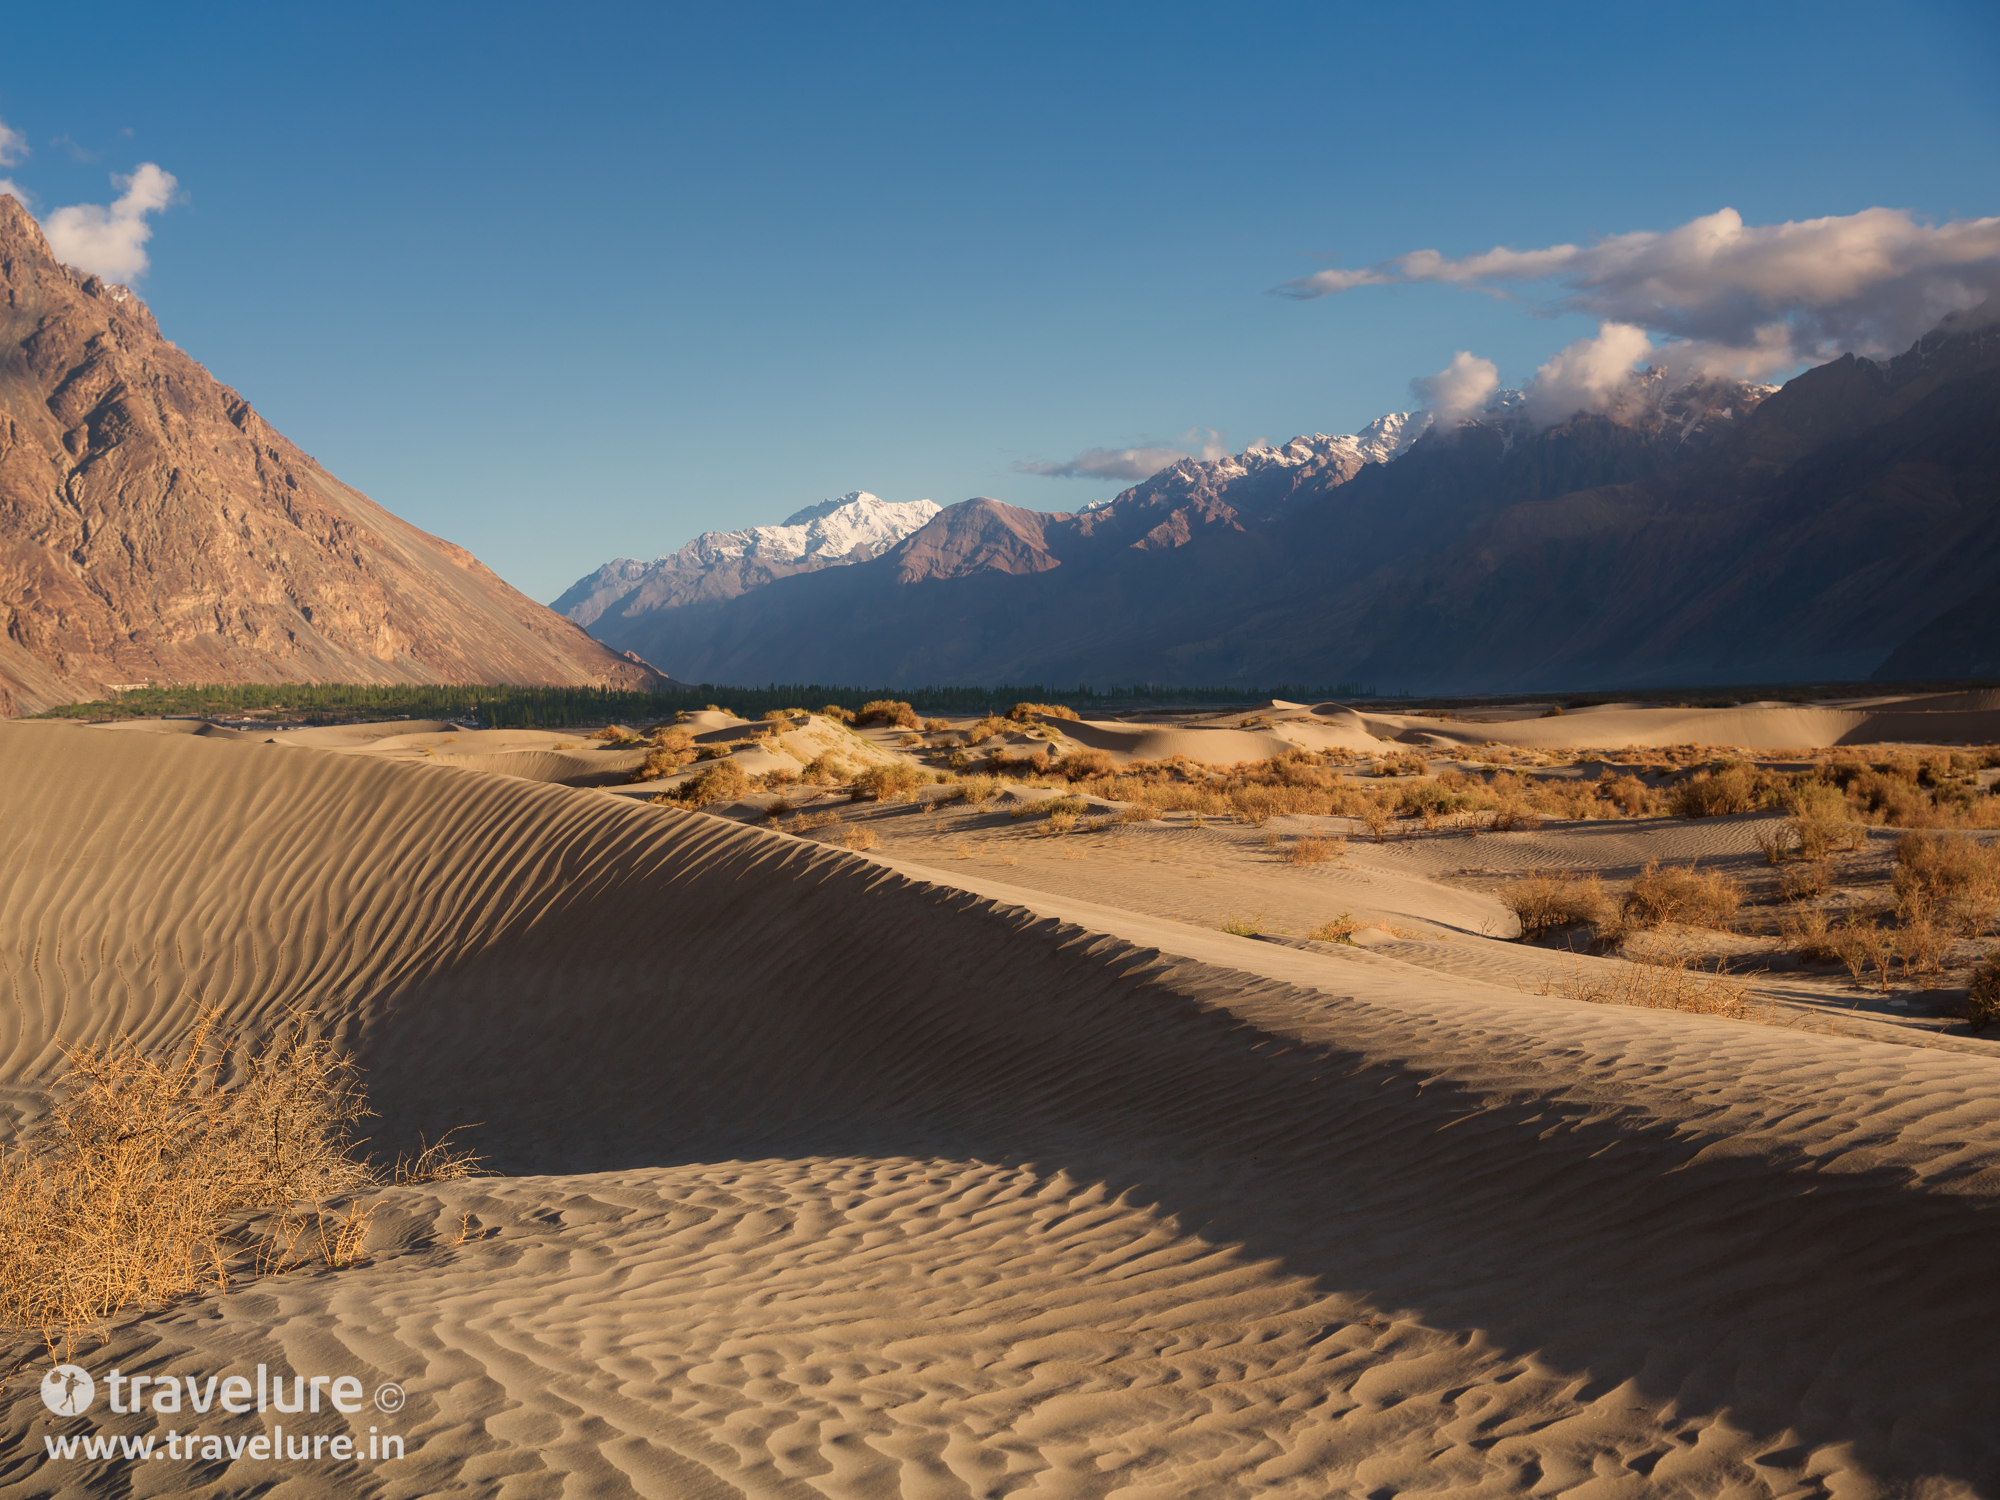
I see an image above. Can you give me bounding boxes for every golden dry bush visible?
[1786,779,1862,859]
[1779,905,1841,964]
[0,1010,435,1356]
[1287,835,1345,866]
[1058,747,1116,781]
[1220,912,1275,937]
[851,762,928,802]
[1668,764,1759,818]
[628,728,696,782]
[1779,862,1830,902]
[656,759,750,808]
[839,824,880,851]
[1893,831,2000,936]
[1968,954,2000,1034]
[1622,862,1741,930]
[801,753,851,785]
[1009,702,1080,722]
[856,700,921,729]
[819,704,857,723]
[1500,872,1609,940]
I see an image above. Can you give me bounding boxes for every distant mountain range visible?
[0,195,667,715]
[569,328,2000,693]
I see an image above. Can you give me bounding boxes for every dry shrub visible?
[0,1011,477,1356]
[1287,835,1346,866]
[1501,872,1609,940]
[856,701,920,729]
[957,774,1000,805]
[1780,905,1841,963]
[801,754,851,785]
[851,762,929,802]
[762,798,795,821]
[1116,802,1155,823]
[1778,862,1830,902]
[628,726,696,782]
[1893,831,2000,936]
[838,824,880,851]
[1009,702,1080,722]
[923,718,951,732]
[964,715,1008,746]
[1896,913,1953,976]
[1307,912,1361,944]
[819,704,857,724]
[1058,747,1116,781]
[1623,862,1741,931]
[1374,752,1429,778]
[1668,764,1759,818]
[1491,801,1543,832]
[1220,912,1275,937]
[1042,811,1079,836]
[590,725,640,744]
[1547,952,1754,1019]
[695,743,735,761]
[1967,954,2000,1034]
[656,758,749,808]
[1786,779,1862,859]
[1599,774,1656,816]
[1755,823,1794,866]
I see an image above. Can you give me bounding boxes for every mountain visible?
[591,357,1961,691]
[554,490,938,632]
[0,195,668,716]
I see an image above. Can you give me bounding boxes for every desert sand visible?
[3,699,1999,1497]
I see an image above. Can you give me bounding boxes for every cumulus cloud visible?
[1410,350,1500,432]
[1017,428,1229,481]
[0,117,26,168]
[42,163,178,282]
[1276,206,2000,375]
[1520,322,1657,427]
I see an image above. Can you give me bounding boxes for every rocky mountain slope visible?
[580,316,1996,692]
[0,195,665,715]
[555,491,938,630]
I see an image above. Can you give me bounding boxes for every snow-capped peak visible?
[674,491,941,567]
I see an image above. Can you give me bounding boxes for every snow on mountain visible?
[681,492,941,567]
[553,492,939,628]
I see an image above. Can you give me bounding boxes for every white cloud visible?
[0,117,26,168]
[1017,428,1229,481]
[1277,206,2000,374]
[1522,322,1656,427]
[1410,351,1500,432]
[41,163,178,282]
[0,179,28,209]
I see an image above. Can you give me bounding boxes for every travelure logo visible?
[41,1366,95,1417]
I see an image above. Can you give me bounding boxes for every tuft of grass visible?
[1220,912,1276,937]
[1500,872,1609,940]
[1306,912,1361,945]
[1544,950,1755,1019]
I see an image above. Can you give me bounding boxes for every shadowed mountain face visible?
[583,317,1999,693]
[0,196,665,715]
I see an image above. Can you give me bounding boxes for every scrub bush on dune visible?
[855,700,920,730]
[0,1010,480,1357]
[1500,872,1608,940]
[851,763,929,802]
[656,759,750,808]
[1622,862,1742,931]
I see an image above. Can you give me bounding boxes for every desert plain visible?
[3,689,2000,1498]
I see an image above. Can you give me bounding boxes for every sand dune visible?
[1304,699,2000,751]
[3,720,1999,1496]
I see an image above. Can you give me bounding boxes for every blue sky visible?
[2,1,1996,603]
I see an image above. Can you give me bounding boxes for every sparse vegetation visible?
[1286,835,1345,866]
[1546,951,1755,1019]
[629,727,697,782]
[1500,872,1609,940]
[1892,831,2000,936]
[856,700,921,729]
[851,762,930,801]
[655,759,750,808]
[1220,912,1276,937]
[1009,702,1080,722]
[1622,862,1742,931]
[0,1010,480,1356]
[1307,912,1361,944]
[839,824,880,851]
[1968,954,2000,1033]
